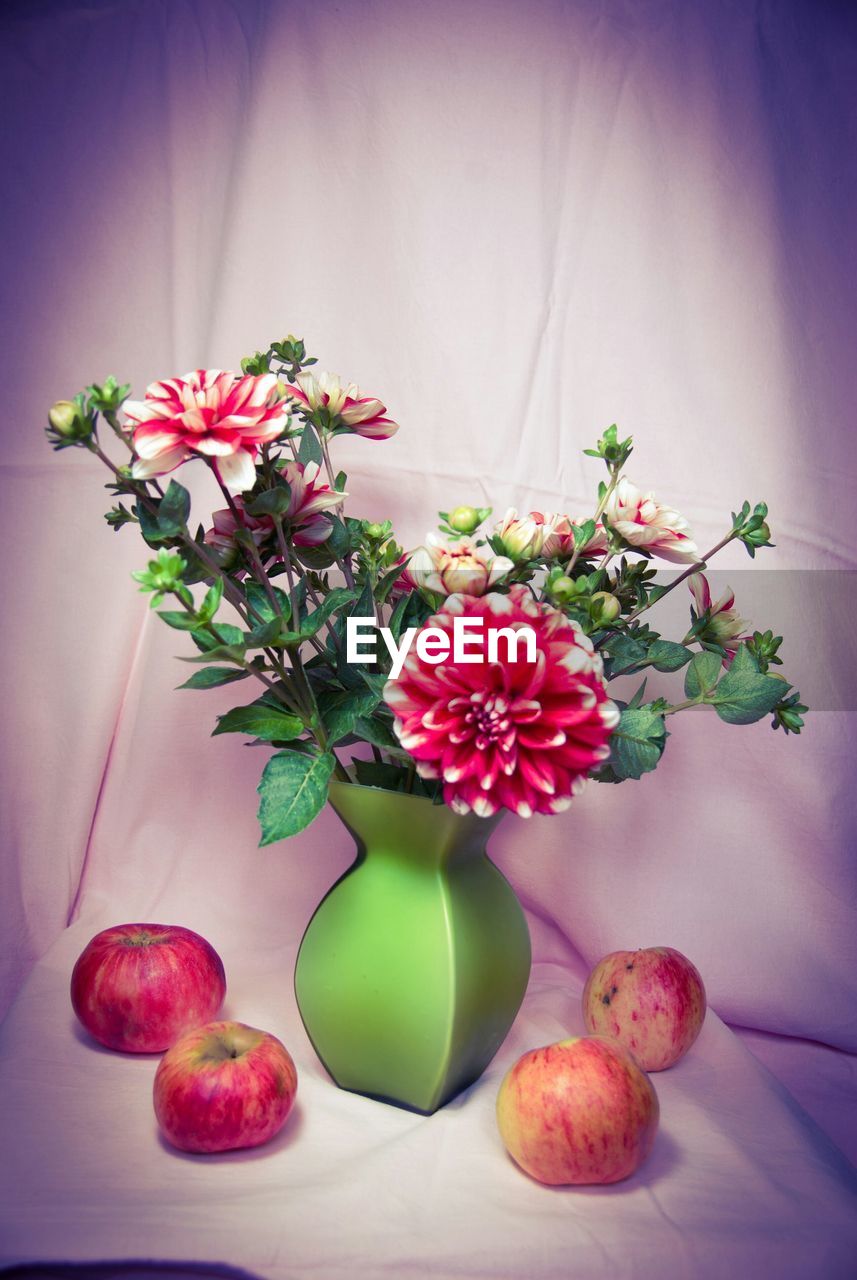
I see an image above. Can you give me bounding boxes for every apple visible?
[71,923,226,1053]
[582,946,706,1071]
[496,1036,659,1185]
[153,1020,298,1153]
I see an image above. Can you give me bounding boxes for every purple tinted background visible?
[1,1,856,1276]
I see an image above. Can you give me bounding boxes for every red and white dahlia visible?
[689,573,751,665]
[204,461,342,563]
[384,586,619,818]
[603,479,698,564]
[126,370,290,492]
[283,371,399,440]
[277,459,343,544]
[403,533,513,597]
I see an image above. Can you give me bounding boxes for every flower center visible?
[465,693,513,751]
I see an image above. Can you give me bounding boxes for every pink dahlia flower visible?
[531,512,609,559]
[277,459,343,544]
[126,370,290,492]
[283,370,399,440]
[204,460,342,562]
[403,533,513,597]
[603,479,699,564]
[384,586,619,818]
[689,573,751,666]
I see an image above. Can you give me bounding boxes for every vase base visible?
[320,1073,481,1116]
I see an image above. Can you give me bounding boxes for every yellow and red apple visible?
[496,1036,659,1185]
[582,945,706,1070]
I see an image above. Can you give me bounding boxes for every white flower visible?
[604,479,698,564]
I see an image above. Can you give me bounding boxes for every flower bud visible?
[590,591,621,623]
[448,506,480,535]
[748,521,772,546]
[549,575,577,605]
[48,400,83,438]
[364,522,385,540]
[494,509,544,561]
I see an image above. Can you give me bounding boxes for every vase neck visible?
[327,782,504,867]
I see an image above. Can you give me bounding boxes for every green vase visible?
[294,781,532,1114]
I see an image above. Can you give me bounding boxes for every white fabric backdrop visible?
[1,1,856,1276]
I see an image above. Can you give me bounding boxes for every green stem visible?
[103,411,134,455]
[623,529,738,625]
[320,433,343,514]
[270,514,336,656]
[662,698,702,717]
[564,464,621,577]
[318,432,355,590]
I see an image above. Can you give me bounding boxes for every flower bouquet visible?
[47,336,806,1111]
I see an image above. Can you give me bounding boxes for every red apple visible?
[71,923,226,1053]
[496,1036,659,1185]
[582,946,706,1071]
[153,1020,298,1153]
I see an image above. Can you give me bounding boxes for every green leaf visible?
[157,480,191,534]
[708,644,790,725]
[293,540,336,571]
[178,666,250,690]
[359,669,389,695]
[648,640,693,672]
[157,610,199,631]
[326,515,351,558]
[353,714,403,753]
[353,759,407,791]
[136,502,172,545]
[191,623,243,652]
[301,587,357,639]
[603,633,649,676]
[645,584,670,606]
[257,750,335,844]
[197,577,224,625]
[180,636,246,662]
[245,617,287,649]
[376,563,407,603]
[388,591,412,642]
[607,704,668,780]
[213,704,304,742]
[390,590,431,640]
[244,483,292,518]
[684,651,722,698]
[298,424,324,466]
[244,581,291,624]
[572,520,596,551]
[628,680,648,709]
[318,688,380,744]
